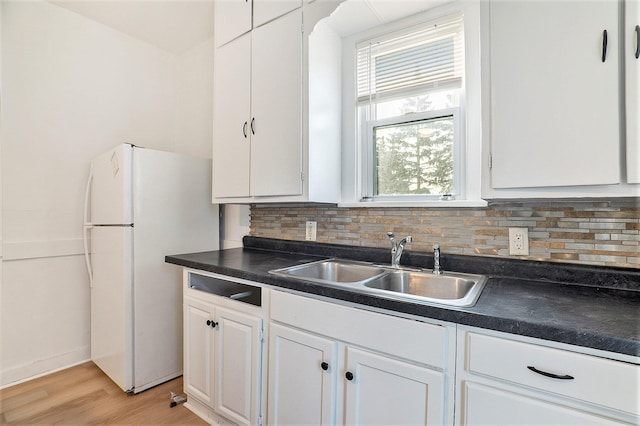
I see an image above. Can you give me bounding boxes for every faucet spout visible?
[387,232,412,268]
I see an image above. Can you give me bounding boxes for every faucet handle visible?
[387,232,395,238]
[406,236,412,243]
[433,243,440,250]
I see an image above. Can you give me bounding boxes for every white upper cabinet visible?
[253,0,302,28]
[212,34,252,198]
[483,0,640,198]
[250,10,303,197]
[214,0,302,47]
[214,0,252,47]
[212,1,342,203]
[213,10,303,199]
[489,0,620,189]
[626,0,640,183]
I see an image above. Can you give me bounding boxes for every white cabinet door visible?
[490,1,620,188]
[183,296,215,408]
[460,382,631,426]
[250,9,303,197]
[215,306,263,426]
[268,323,338,425]
[214,0,252,47]
[627,0,640,183]
[344,346,446,425]
[253,0,302,28]
[213,33,252,198]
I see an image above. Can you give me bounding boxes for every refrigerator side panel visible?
[91,144,133,225]
[132,148,219,391]
[90,226,134,392]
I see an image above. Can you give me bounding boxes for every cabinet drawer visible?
[271,291,447,369]
[465,332,640,416]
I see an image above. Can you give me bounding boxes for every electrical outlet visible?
[508,227,529,256]
[306,221,317,241]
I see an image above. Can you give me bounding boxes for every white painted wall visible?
[221,205,250,249]
[1,1,216,387]
[175,37,215,159]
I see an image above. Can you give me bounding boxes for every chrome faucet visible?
[433,244,442,275]
[387,232,412,268]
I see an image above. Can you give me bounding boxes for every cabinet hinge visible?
[300,171,304,182]
[258,413,264,426]
[259,327,265,343]
[489,153,493,170]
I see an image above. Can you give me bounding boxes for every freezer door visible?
[90,226,134,393]
[91,144,133,225]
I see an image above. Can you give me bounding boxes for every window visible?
[356,13,465,201]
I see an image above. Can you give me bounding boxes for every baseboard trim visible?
[1,347,90,389]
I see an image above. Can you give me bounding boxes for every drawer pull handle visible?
[527,366,574,380]
[601,29,608,63]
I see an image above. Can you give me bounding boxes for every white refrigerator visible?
[83,144,219,394]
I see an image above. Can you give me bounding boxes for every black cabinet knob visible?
[345,371,354,381]
[206,320,212,326]
[321,362,329,371]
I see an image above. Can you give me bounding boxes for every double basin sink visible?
[269,259,487,308]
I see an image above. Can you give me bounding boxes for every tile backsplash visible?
[250,200,639,268]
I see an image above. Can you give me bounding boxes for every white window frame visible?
[339,2,485,208]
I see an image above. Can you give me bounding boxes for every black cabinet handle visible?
[206,320,212,326]
[602,29,608,63]
[250,118,255,135]
[635,25,639,59]
[345,371,354,381]
[527,366,574,380]
[243,122,248,138]
[321,362,329,371]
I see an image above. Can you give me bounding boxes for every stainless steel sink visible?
[364,270,486,307]
[269,259,487,308]
[269,260,387,285]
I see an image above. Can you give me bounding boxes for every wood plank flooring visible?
[0,362,208,425]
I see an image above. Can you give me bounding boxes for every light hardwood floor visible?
[0,362,208,425]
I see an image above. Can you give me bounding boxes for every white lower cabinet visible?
[184,297,216,408]
[456,326,640,426]
[268,290,453,426]
[343,346,445,425]
[268,323,337,425]
[462,382,631,425]
[183,272,265,425]
[182,270,640,426]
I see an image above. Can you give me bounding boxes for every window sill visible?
[337,199,488,208]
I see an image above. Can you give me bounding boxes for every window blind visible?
[357,14,464,103]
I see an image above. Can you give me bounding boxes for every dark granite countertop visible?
[166,237,640,357]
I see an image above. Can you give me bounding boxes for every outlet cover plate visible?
[508,227,529,256]
[306,221,317,241]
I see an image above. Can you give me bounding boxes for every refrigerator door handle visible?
[83,169,94,287]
